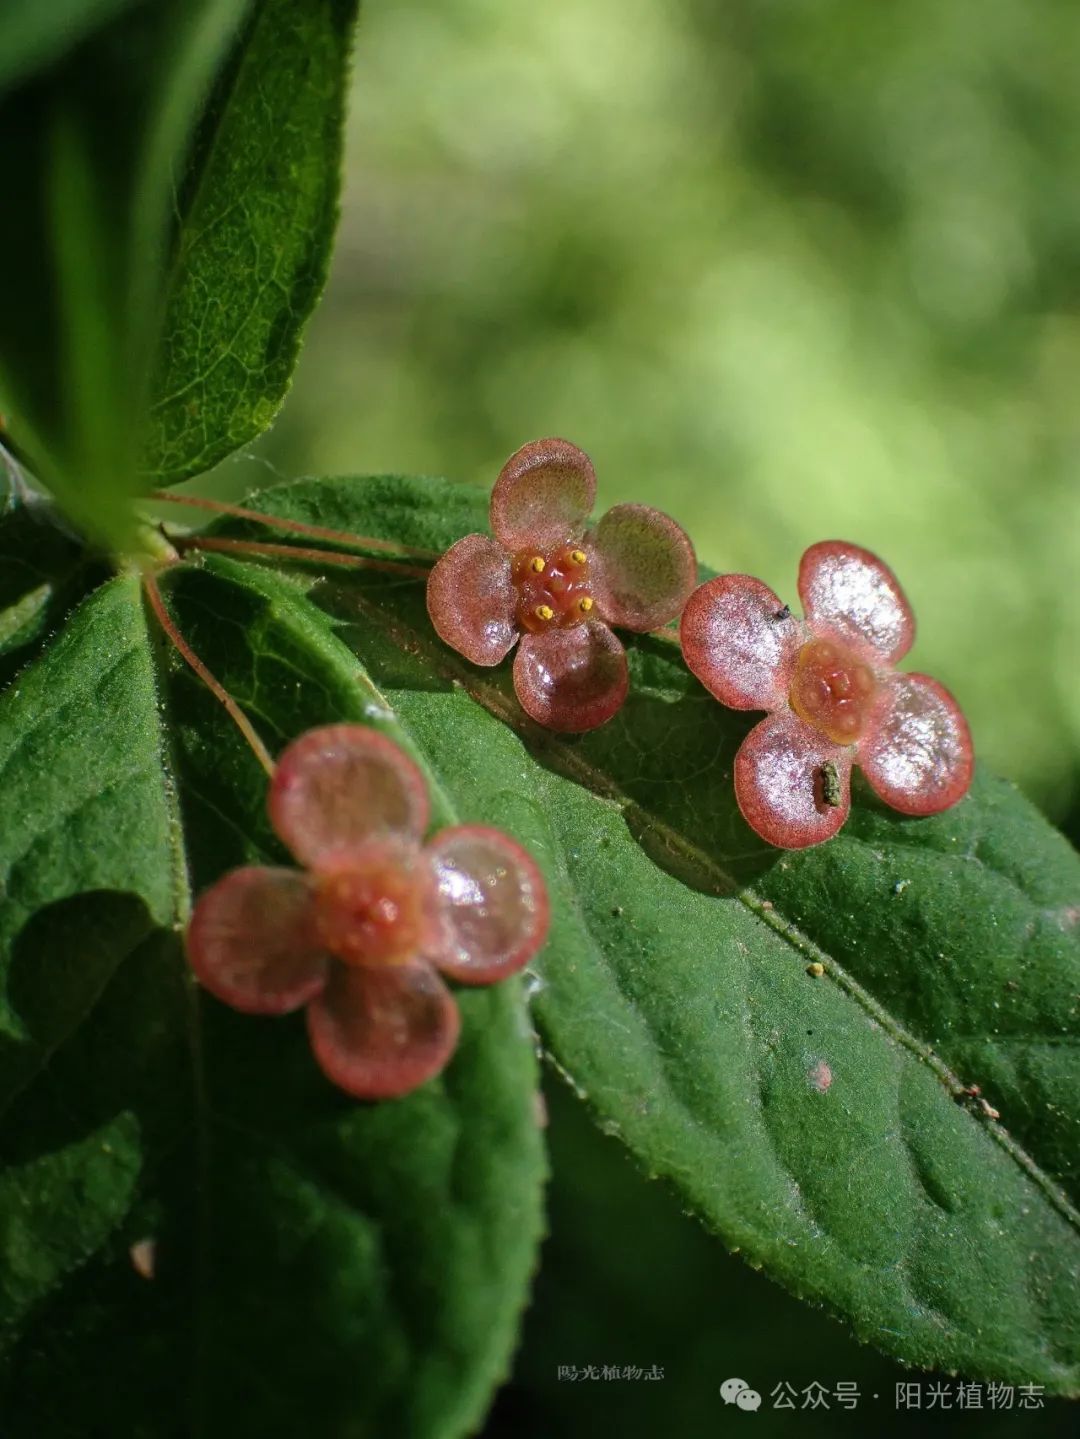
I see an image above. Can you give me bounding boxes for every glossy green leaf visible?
[0,557,545,1436]
[0,475,103,684]
[207,471,1080,1391]
[142,0,360,484]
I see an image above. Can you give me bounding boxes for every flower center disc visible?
[314,861,428,966]
[512,546,595,632]
[789,638,878,745]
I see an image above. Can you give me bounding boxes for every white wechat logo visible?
[720,1378,762,1412]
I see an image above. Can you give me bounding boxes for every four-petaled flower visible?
[680,541,974,848]
[187,725,549,1098]
[427,438,697,732]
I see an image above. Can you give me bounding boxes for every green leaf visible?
[142,0,360,484]
[0,0,251,550]
[0,558,544,1435]
[0,476,104,684]
[210,471,1080,1391]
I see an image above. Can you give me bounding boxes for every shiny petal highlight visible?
[681,574,802,711]
[859,672,973,816]
[427,825,549,983]
[735,712,852,849]
[798,541,914,665]
[513,622,629,732]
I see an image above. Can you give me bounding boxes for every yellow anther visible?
[534,604,555,622]
[529,555,546,573]
[569,549,587,566]
[578,596,594,613]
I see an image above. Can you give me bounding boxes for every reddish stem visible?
[149,489,440,562]
[175,532,431,580]
[143,570,276,778]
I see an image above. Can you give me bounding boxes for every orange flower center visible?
[789,638,878,745]
[512,545,595,633]
[313,860,428,967]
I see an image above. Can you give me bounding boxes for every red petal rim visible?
[306,961,460,1100]
[426,825,549,983]
[426,534,517,665]
[489,437,596,552]
[186,866,327,1015]
[512,623,629,733]
[269,725,430,870]
[858,672,974,816]
[680,574,803,711]
[588,503,697,632]
[798,540,914,665]
[734,712,852,849]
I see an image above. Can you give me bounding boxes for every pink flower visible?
[427,438,697,732]
[680,542,974,849]
[186,725,549,1098]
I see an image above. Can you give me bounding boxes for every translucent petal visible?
[306,961,460,1099]
[512,622,628,732]
[270,725,430,870]
[859,673,973,816]
[735,712,852,849]
[186,867,327,1015]
[588,503,697,632]
[489,437,596,551]
[426,534,517,665]
[426,826,549,983]
[680,574,802,710]
[798,541,914,664]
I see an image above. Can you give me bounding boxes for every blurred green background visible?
[190,1,1079,1429]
